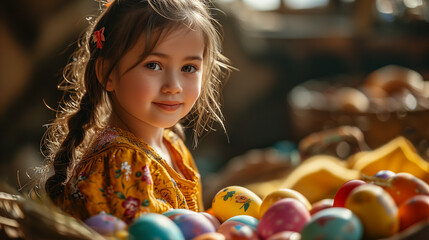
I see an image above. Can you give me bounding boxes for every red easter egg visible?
[398,195,429,231]
[333,179,366,207]
[310,198,334,215]
[383,172,429,206]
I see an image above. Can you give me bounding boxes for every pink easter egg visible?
[200,212,221,230]
[266,231,301,240]
[257,198,311,240]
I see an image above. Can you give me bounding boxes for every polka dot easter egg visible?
[257,198,311,240]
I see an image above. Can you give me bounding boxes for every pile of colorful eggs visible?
[85,170,429,240]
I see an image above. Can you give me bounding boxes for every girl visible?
[40,0,231,223]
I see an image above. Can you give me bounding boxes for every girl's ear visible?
[95,58,114,92]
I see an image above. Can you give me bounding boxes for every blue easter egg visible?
[301,207,363,240]
[225,215,259,230]
[128,213,184,240]
[172,213,216,240]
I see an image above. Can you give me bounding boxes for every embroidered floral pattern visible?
[78,172,87,181]
[70,178,84,200]
[142,164,153,185]
[93,128,118,152]
[106,185,114,199]
[122,196,140,223]
[59,127,202,223]
[121,161,132,181]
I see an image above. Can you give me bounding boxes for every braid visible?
[45,93,94,201]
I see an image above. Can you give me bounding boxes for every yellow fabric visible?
[57,127,203,223]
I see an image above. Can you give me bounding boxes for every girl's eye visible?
[182,65,197,73]
[146,62,161,71]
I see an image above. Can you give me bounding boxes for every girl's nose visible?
[161,72,183,94]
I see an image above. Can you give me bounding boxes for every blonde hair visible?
[41,0,232,201]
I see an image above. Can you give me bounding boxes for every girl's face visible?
[106,26,204,130]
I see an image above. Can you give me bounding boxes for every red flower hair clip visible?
[93,27,105,49]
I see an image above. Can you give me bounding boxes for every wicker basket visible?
[288,66,429,160]
[0,185,105,240]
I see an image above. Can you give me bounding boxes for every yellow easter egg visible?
[259,188,312,218]
[345,184,399,239]
[212,186,262,222]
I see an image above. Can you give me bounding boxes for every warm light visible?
[242,0,281,11]
[283,0,329,9]
[215,0,235,3]
[403,0,423,8]
[376,0,394,14]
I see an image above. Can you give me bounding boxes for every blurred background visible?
[1,0,429,204]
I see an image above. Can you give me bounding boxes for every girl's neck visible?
[108,112,164,149]
[108,113,173,165]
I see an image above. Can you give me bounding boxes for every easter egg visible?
[217,220,245,233]
[225,215,259,230]
[259,188,311,218]
[382,172,429,206]
[193,232,226,240]
[84,212,127,236]
[374,170,395,180]
[172,213,216,240]
[162,208,196,219]
[217,221,259,240]
[128,213,184,240]
[301,207,363,240]
[333,179,366,208]
[345,184,399,239]
[310,198,334,215]
[205,208,215,216]
[266,231,300,240]
[200,212,221,230]
[398,195,429,231]
[257,198,311,240]
[212,186,262,222]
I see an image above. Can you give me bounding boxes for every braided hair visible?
[41,0,232,202]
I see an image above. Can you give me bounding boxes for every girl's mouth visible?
[153,101,182,111]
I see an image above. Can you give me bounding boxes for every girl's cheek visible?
[189,80,202,101]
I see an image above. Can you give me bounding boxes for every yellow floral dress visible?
[57,127,203,223]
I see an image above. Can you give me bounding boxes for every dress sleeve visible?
[176,139,205,211]
[77,146,171,223]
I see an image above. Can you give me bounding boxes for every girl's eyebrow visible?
[150,52,203,61]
